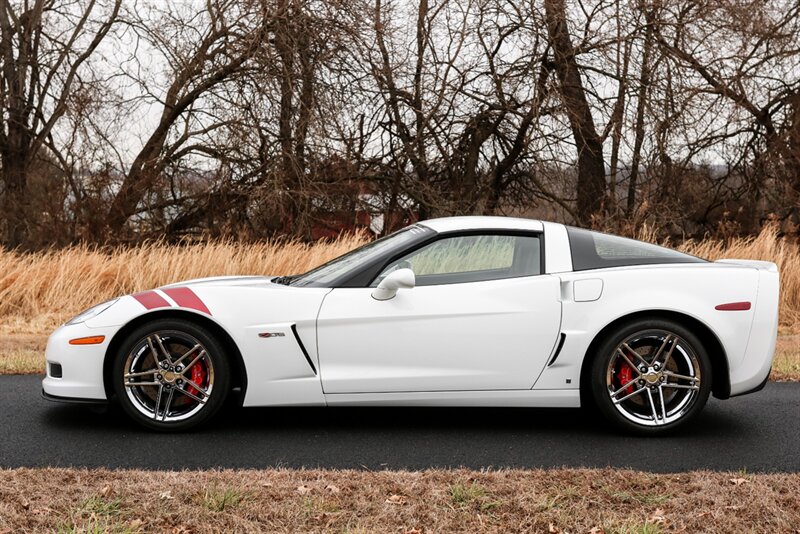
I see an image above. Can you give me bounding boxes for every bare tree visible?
[102,0,269,237]
[0,0,120,246]
[543,0,606,225]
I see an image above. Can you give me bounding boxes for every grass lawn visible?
[1,468,798,533]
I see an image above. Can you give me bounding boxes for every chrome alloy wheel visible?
[606,329,702,427]
[123,331,215,423]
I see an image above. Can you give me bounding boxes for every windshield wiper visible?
[271,275,297,286]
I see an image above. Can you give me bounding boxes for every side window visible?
[372,234,541,287]
[566,226,706,271]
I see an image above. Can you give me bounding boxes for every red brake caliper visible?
[187,360,207,396]
[616,359,634,394]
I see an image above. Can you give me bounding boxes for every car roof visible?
[417,216,544,233]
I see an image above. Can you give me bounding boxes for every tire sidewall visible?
[590,318,713,435]
[112,318,230,431]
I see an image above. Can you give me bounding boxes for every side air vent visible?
[547,333,567,366]
[291,324,317,375]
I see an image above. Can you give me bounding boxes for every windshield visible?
[287,225,434,287]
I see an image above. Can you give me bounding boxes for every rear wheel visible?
[112,318,230,431]
[590,318,712,435]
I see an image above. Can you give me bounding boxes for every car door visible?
[316,232,562,393]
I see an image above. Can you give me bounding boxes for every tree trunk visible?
[627,19,653,217]
[544,0,606,226]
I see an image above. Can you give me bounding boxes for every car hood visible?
[160,275,277,289]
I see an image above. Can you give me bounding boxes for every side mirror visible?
[371,268,415,301]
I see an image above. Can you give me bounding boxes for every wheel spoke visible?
[183,378,209,396]
[613,385,646,404]
[645,388,661,425]
[652,335,672,362]
[146,336,162,368]
[124,380,160,387]
[658,385,668,421]
[154,335,174,365]
[660,337,678,369]
[610,380,639,399]
[182,350,206,374]
[173,344,201,367]
[124,369,157,379]
[616,348,642,377]
[662,383,700,391]
[663,370,698,383]
[176,386,207,404]
[161,388,175,421]
[621,342,650,369]
[153,385,164,420]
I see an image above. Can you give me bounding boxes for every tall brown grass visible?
[1,226,798,334]
[0,234,367,333]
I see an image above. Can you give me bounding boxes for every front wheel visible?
[112,318,230,431]
[590,319,712,435]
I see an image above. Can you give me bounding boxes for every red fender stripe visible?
[132,290,170,310]
[162,286,212,315]
[715,301,752,311]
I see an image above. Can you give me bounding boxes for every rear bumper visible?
[729,367,771,398]
[728,265,779,396]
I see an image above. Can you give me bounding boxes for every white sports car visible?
[42,217,779,434]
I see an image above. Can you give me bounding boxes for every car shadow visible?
[41,396,745,439]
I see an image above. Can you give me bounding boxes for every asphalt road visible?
[1,375,798,472]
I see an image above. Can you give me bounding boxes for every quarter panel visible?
[534,264,760,392]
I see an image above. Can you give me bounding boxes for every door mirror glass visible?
[371,268,416,301]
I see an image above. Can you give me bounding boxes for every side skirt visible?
[323,389,580,408]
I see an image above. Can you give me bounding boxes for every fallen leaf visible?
[296,484,312,495]
[19,498,29,510]
[100,485,112,497]
[385,494,407,505]
[649,508,666,524]
[159,490,174,500]
[325,484,340,494]
[588,528,605,534]
[128,519,144,529]
[725,505,742,511]
[729,477,748,486]
[548,523,561,533]
[260,481,273,487]
[405,529,422,534]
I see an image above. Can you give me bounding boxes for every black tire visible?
[589,318,712,435]
[112,318,230,431]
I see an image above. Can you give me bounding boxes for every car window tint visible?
[373,234,541,286]
[567,227,706,271]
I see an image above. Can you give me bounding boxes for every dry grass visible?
[0,334,44,375]
[0,234,367,335]
[0,468,798,533]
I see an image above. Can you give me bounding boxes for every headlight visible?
[66,299,118,325]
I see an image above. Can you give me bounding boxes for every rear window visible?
[567,227,706,271]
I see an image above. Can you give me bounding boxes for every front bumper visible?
[41,322,117,401]
[42,388,108,404]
